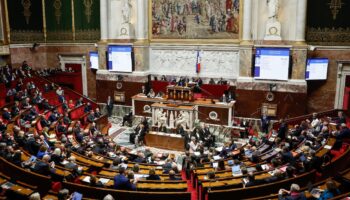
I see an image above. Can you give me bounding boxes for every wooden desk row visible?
[79,175,188,191]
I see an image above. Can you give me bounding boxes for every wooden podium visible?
[145,132,185,151]
[166,85,193,101]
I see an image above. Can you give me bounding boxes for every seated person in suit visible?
[75,97,84,107]
[278,184,306,200]
[57,120,67,134]
[2,108,11,121]
[140,85,147,95]
[94,108,102,118]
[22,97,32,109]
[176,124,186,137]
[87,110,96,123]
[169,170,182,180]
[42,99,53,111]
[89,175,103,188]
[209,78,216,85]
[40,116,51,128]
[62,100,69,112]
[84,102,92,113]
[161,75,167,81]
[63,112,71,126]
[146,168,161,180]
[147,88,156,98]
[114,167,136,190]
[244,172,264,187]
[11,101,20,117]
[48,110,60,123]
[32,154,54,176]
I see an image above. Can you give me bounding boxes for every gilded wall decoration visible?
[328,0,344,20]
[53,0,62,25]
[307,0,349,45]
[83,0,93,23]
[21,0,32,25]
[150,0,241,40]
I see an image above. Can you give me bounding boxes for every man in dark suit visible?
[106,96,114,117]
[40,116,51,128]
[11,102,20,117]
[261,114,270,134]
[84,102,92,113]
[277,119,287,140]
[135,123,146,146]
[48,110,60,123]
[32,155,52,176]
[2,108,11,121]
[87,110,96,123]
[42,99,53,111]
[114,167,136,190]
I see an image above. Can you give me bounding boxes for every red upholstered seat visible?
[51,181,62,193]
[330,144,349,160]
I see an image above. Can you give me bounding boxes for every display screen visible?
[89,51,99,69]
[254,48,290,81]
[107,45,133,73]
[305,58,328,80]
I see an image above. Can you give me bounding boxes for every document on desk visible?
[82,176,91,183]
[99,178,110,185]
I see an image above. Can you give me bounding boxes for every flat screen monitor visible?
[305,58,328,80]
[107,45,133,73]
[89,51,99,69]
[254,48,290,81]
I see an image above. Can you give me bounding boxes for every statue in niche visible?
[122,0,132,24]
[119,0,134,38]
[264,0,282,40]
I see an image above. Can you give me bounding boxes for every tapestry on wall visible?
[150,0,240,40]
[45,0,73,41]
[74,0,100,42]
[306,0,350,45]
[8,0,44,43]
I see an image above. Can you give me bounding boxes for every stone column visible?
[295,0,307,42]
[136,0,147,39]
[100,0,108,40]
[242,0,252,41]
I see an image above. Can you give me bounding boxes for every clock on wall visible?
[269,26,278,35]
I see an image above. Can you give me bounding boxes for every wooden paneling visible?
[96,80,145,106]
[235,90,307,119]
[134,100,153,117]
[198,106,229,125]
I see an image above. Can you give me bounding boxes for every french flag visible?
[196,50,201,73]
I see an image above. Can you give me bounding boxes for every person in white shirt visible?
[189,137,199,154]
